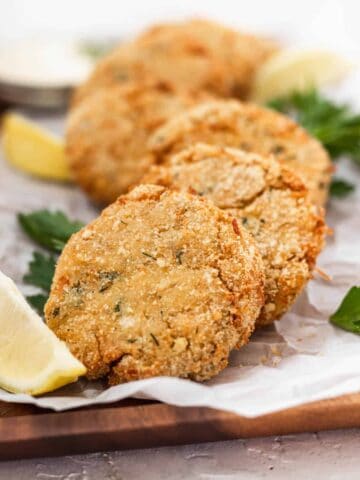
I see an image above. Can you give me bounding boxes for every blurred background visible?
[0,0,359,145]
[0,0,358,51]
[1,0,359,109]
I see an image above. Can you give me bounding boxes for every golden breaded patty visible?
[45,185,265,384]
[148,100,333,206]
[142,144,326,325]
[66,82,208,204]
[73,19,277,105]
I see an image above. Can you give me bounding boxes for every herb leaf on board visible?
[330,178,355,198]
[330,286,360,334]
[26,294,49,315]
[23,252,56,292]
[18,209,84,252]
[19,209,85,314]
[268,89,360,166]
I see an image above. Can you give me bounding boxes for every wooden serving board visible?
[1,393,360,460]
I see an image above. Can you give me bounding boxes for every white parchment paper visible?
[0,28,360,416]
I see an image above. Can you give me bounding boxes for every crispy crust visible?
[148,100,333,206]
[73,19,277,105]
[45,185,265,383]
[66,82,209,204]
[142,144,326,325]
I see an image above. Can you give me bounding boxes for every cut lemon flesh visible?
[2,113,71,181]
[0,270,86,395]
[252,49,351,103]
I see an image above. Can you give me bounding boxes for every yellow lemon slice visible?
[2,113,71,181]
[0,270,86,395]
[252,49,351,103]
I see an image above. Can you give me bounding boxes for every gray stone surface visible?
[1,429,360,479]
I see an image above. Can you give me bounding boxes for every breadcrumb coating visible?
[149,100,333,206]
[45,185,265,383]
[66,81,208,204]
[142,144,326,325]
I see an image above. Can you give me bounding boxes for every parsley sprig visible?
[268,89,360,198]
[24,251,56,291]
[330,287,360,334]
[25,253,56,313]
[330,178,355,198]
[18,210,84,252]
[19,210,84,314]
[268,89,360,164]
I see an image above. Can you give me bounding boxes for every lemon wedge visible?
[2,113,71,181]
[0,270,86,395]
[252,49,351,103]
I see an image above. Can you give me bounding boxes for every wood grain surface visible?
[1,393,360,460]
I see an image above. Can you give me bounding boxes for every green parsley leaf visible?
[330,286,360,334]
[18,209,85,314]
[17,210,84,313]
[23,252,56,292]
[26,294,48,315]
[18,210,84,252]
[268,89,360,166]
[330,178,355,198]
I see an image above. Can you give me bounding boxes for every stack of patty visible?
[45,19,329,385]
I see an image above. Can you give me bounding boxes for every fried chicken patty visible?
[142,144,326,325]
[45,185,265,383]
[73,19,277,105]
[66,81,208,204]
[148,100,333,206]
